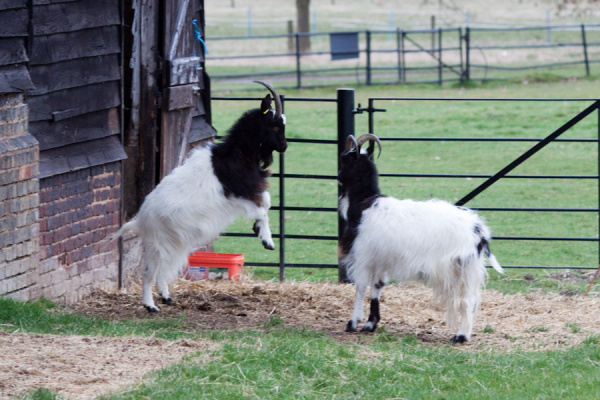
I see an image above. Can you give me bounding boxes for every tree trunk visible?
[296,0,310,53]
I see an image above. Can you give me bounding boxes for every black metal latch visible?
[354,102,387,134]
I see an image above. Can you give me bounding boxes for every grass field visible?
[210,78,600,288]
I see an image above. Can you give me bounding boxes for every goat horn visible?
[356,134,382,158]
[253,80,283,118]
[345,135,360,159]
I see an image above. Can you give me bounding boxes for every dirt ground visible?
[2,276,600,399]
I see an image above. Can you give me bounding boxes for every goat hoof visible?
[450,335,467,344]
[144,305,160,313]
[345,321,357,332]
[253,222,260,236]
[361,322,377,332]
[162,297,173,306]
[262,240,275,250]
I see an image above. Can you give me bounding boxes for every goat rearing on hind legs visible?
[115,81,287,312]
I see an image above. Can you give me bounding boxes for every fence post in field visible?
[279,95,286,282]
[295,33,302,88]
[438,28,443,85]
[464,27,471,81]
[401,30,406,83]
[337,88,355,283]
[287,20,294,52]
[581,24,590,77]
[396,28,402,82]
[458,27,464,81]
[366,30,372,85]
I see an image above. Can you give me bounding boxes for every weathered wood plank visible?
[30,108,120,151]
[0,65,34,93]
[33,0,79,5]
[188,116,216,144]
[168,57,200,86]
[160,107,192,178]
[165,84,194,111]
[0,38,28,66]
[32,0,120,35]
[0,8,28,37]
[27,81,120,122]
[38,135,126,179]
[0,0,26,11]
[30,54,121,95]
[30,26,120,65]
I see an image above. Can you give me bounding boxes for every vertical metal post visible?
[366,30,372,85]
[438,28,443,85]
[597,102,599,273]
[295,33,301,88]
[337,88,355,283]
[396,28,402,83]
[459,27,464,81]
[279,95,286,281]
[581,24,590,77]
[465,27,470,81]
[401,30,406,83]
[368,98,375,134]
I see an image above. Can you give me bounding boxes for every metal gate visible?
[213,91,600,281]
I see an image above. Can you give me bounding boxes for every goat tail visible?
[481,240,504,274]
[112,219,139,240]
[486,252,504,274]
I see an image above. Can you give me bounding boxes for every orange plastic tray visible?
[184,252,244,281]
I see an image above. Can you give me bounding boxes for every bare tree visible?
[296,0,311,52]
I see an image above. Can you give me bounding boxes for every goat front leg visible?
[249,192,275,250]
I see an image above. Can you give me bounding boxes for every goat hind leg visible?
[362,279,387,332]
[346,280,367,332]
[141,262,159,312]
[156,278,172,306]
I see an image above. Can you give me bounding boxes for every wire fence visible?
[206,24,600,91]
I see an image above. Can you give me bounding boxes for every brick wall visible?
[0,93,40,301]
[37,163,122,303]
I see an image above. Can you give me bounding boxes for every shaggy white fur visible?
[342,197,503,342]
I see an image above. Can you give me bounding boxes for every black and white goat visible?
[116,81,287,312]
[338,134,503,343]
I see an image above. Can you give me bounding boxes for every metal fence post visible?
[366,30,372,85]
[396,28,402,83]
[401,30,406,83]
[337,88,355,283]
[459,27,464,81]
[438,28,443,85]
[465,27,470,81]
[581,24,590,77]
[295,33,302,88]
[279,94,286,282]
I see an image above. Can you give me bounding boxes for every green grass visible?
[0,297,196,340]
[100,328,600,400]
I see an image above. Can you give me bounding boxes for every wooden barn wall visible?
[25,0,126,302]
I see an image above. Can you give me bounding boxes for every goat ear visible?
[260,94,273,115]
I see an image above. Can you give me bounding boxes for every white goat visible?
[338,134,503,343]
[116,81,287,312]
